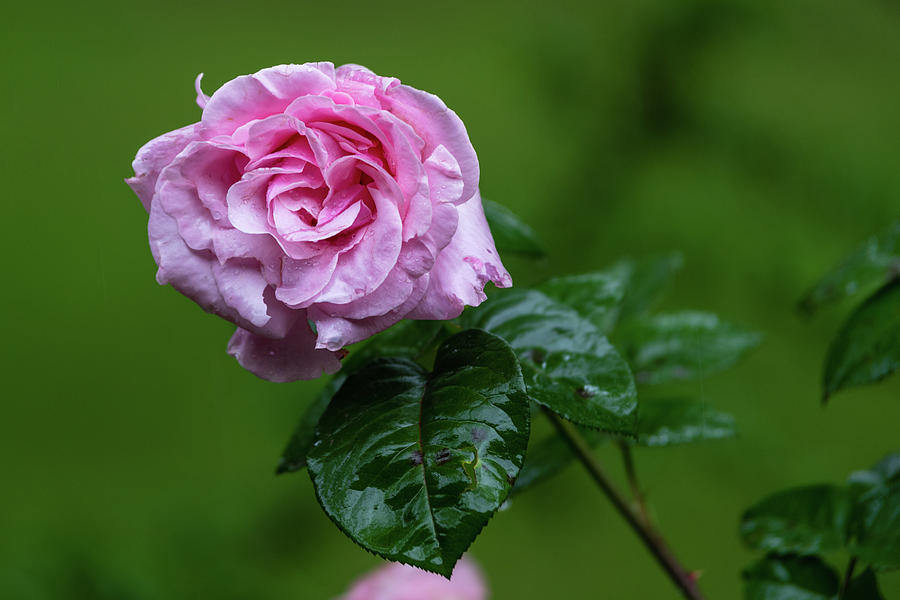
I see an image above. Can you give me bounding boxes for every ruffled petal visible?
[408,191,511,320]
[126,123,201,211]
[227,318,342,382]
[201,64,336,136]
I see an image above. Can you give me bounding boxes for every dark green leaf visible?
[618,311,761,385]
[462,289,638,434]
[277,378,343,474]
[277,320,447,475]
[512,426,606,495]
[742,555,839,600]
[823,279,900,401]
[307,330,530,577]
[800,220,900,314]
[740,484,852,555]
[636,398,737,447]
[482,198,545,258]
[848,454,900,571]
[844,568,886,600]
[618,252,683,321]
[537,263,631,334]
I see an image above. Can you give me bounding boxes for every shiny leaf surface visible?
[617,252,683,321]
[307,330,530,577]
[482,198,545,258]
[462,289,637,434]
[742,555,839,600]
[740,484,851,555]
[278,320,447,474]
[538,263,631,334]
[800,220,900,314]
[618,311,761,385]
[636,398,737,447]
[823,279,900,400]
[848,454,900,570]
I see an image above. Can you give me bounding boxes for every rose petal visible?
[408,191,511,320]
[340,556,487,600]
[201,64,336,136]
[227,317,341,383]
[126,123,201,211]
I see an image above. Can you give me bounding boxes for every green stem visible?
[838,556,857,599]
[619,441,652,525]
[544,408,705,600]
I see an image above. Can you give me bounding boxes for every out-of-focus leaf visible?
[617,252,683,321]
[512,426,607,495]
[844,568,886,600]
[636,398,737,447]
[617,311,762,385]
[740,484,852,555]
[537,263,631,334]
[307,330,530,577]
[482,198,545,258]
[800,220,900,314]
[277,320,447,474]
[848,453,900,571]
[462,289,637,434]
[742,555,839,600]
[823,279,900,401]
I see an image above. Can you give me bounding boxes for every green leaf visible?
[617,311,762,385]
[277,378,342,474]
[618,252,683,321]
[844,568,886,600]
[636,398,737,447]
[482,198,545,258]
[823,279,900,401]
[800,220,900,314]
[277,320,447,475]
[848,454,900,570]
[307,329,530,577]
[512,426,606,495]
[740,484,852,555]
[462,289,638,434]
[538,263,631,334]
[742,555,839,600]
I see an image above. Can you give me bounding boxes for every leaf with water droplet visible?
[307,330,530,577]
[461,288,637,434]
[742,555,839,600]
[800,220,900,314]
[636,397,737,447]
[847,453,900,571]
[616,311,761,385]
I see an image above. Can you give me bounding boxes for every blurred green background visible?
[3,0,899,597]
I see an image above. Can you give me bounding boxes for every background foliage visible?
[2,0,899,597]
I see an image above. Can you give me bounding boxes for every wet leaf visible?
[742,555,839,600]
[277,320,447,474]
[307,330,530,577]
[482,198,545,258]
[848,454,900,570]
[618,252,683,321]
[538,263,631,334]
[800,220,900,314]
[462,289,637,434]
[740,484,852,555]
[618,311,761,385]
[823,279,900,401]
[636,398,737,447]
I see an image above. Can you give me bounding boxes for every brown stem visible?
[545,409,706,600]
[619,441,652,525]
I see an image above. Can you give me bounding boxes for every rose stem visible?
[838,556,858,599]
[543,408,706,600]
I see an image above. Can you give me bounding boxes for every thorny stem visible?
[544,408,706,600]
[838,556,858,599]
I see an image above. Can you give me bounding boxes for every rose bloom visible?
[340,558,487,600]
[127,63,510,381]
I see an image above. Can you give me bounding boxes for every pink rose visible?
[340,557,488,600]
[127,63,510,381]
